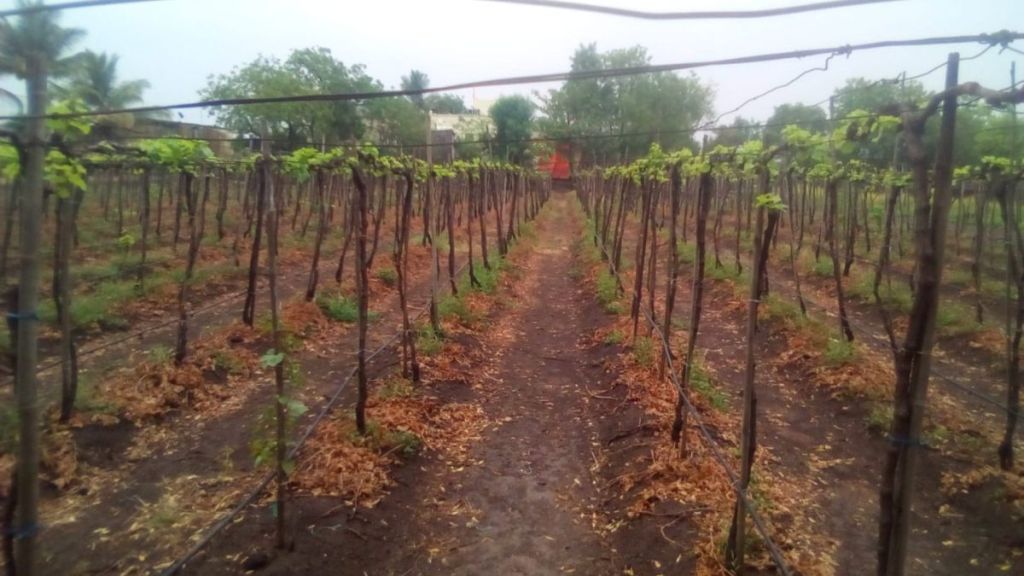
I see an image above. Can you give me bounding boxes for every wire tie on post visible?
[5,310,39,322]
[5,522,42,540]
[888,435,928,448]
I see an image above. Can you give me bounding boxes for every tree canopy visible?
[763,103,827,146]
[490,94,534,165]
[538,43,713,169]
[201,47,377,148]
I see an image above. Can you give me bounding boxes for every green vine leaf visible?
[261,350,285,368]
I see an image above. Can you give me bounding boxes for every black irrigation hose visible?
[590,223,794,576]
[33,286,250,374]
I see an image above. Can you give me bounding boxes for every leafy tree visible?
[0,0,84,80]
[954,107,1019,167]
[287,47,376,142]
[831,77,927,166]
[364,96,426,149]
[489,95,534,165]
[424,93,467,114]
[712,116,761,148]
[201,47,375,149]
[539,43,713,168]
[832,77,927,118]
[57,50,148,111]
[763,103,827,146]
[401,69,429,109]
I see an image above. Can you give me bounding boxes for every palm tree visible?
[401,69,429,109]
[0,1,84,80]
[59,50,149,111]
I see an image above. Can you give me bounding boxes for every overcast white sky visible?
[2,0,1023,127]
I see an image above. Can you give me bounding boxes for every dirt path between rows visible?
[393,192,615,574]
[338,192,619,575]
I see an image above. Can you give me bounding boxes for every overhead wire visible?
[479,0,901,20]
[0,0,163,18]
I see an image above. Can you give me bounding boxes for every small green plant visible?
[352,421,422,457]
[936,303,980,336]
[387,429,423,457]
[811,256,834,278]
[470,259,505,294]
[148,345,173,365]
[707,264,740,282]
[925,424,951,446]
[604,329,625,345]
[439,293,475,325]
[596,269,620,314]
[375,266,398,287]
[866,402,893,433]
[823,337,857,366]
[211,349,246,376]
[38,279,136,330]
[143,494,181,530]
[219,446,236,474]
[378,375,414,399]
[762,294,802,324]
[747,470,774,514]
[677,242,696,264]
[690,360,729,411]
[633,336,654,367]
[317,293,358,323]
[250,356,308,474]
[433,232,450,254]
[416,324,444,356]
[75,373,118,415]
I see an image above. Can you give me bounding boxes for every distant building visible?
[428,111,494,162]
[431,113,494,139]
[107,117,239,157]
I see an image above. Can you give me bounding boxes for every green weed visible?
[690,360,729,411]
[377,375,414,399]
[676,242,696,264]
[75,373,119,415]
[352,421,422,457]
[211,349,246,376]
[470,259,505,294]
[439,293,475,325]
[375,266,398,287]
[633,336,654,367]
[416,324,444,356]
[823,337,857,366]
[604,329,625,345]
[866,403,893,433]
[596,269,621,314]
[706,264,740,282]
[811,256,834,278]
[148,345,173,365]
[937,302,981,336]
[317,293,358,323]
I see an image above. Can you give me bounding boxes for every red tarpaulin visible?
[538,146,571,180]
